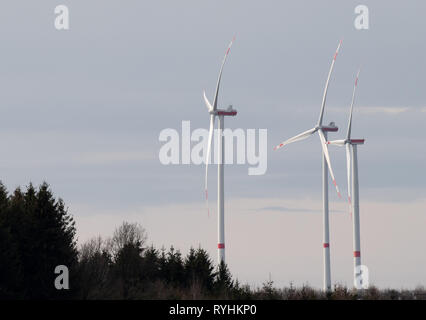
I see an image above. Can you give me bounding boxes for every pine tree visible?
[165,246,185,286]
[143,245,160,281]
[0,183,77,299]
[183,248,215,292]
[215,261,234,295]
[113,242,144,298]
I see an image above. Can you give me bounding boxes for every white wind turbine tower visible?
[274,41,343,292]
[203,38,237,265]
[327,70,365,288]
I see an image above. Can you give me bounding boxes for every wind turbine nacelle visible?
[216,109,237,116]
[349,139,365,145]
[321,122,338,132]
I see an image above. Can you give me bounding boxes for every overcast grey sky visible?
[0,1,425,289]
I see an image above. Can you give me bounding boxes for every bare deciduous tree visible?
[79,236,105,261]
[108,222,147,260]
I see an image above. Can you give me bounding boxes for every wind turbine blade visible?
[203,90,213,112]
[317,40,342,126]
[346,143,352,218]
[205,114,215,214]
[274,127,317,151]
[347,69,360,140]
[212,37,236,110]
[327,139,346,146]
[318,129,342,198]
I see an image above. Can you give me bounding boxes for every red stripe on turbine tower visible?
[218,243,225,249]
[323,243,330,248]
[354,251,361,257]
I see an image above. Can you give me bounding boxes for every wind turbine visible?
[203,38,237,265]
[327,69,365,289]
[274,41,343,292]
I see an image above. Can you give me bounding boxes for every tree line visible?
[0,182,245,299]
[0,182,425,300]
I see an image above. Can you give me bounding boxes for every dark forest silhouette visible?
[0,182,424,300]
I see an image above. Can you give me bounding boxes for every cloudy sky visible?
[0,1,425,289]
